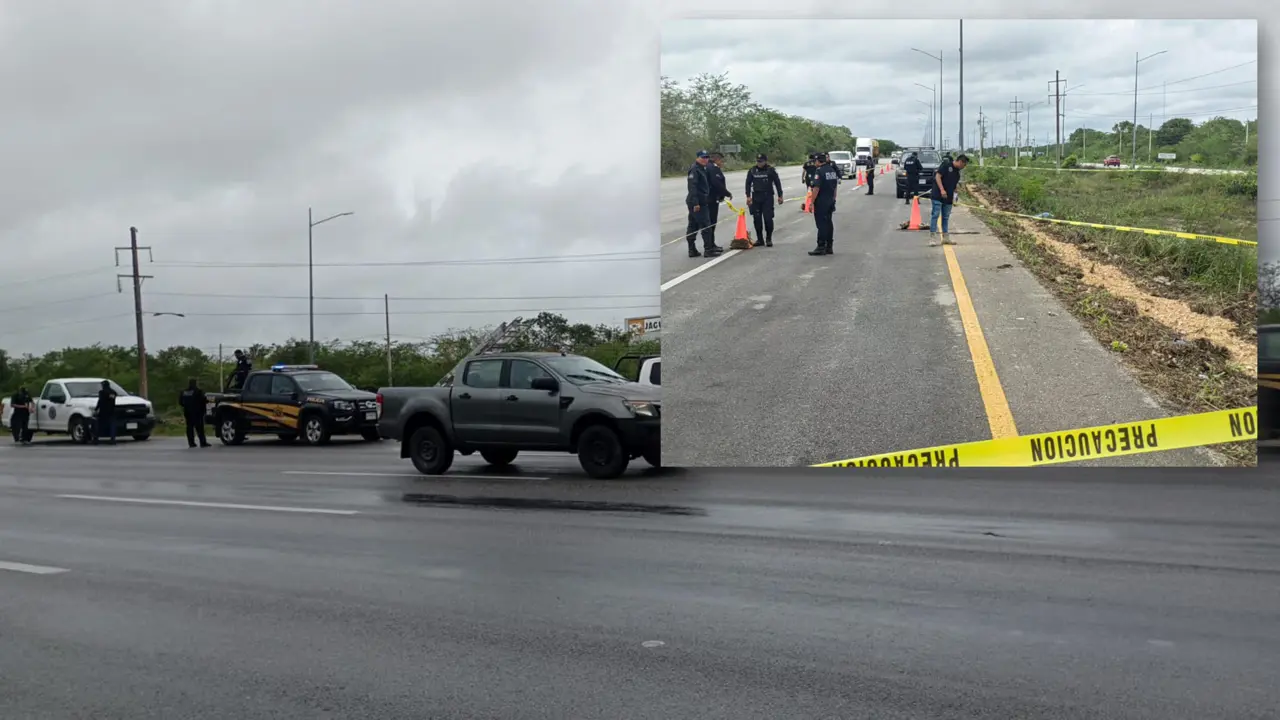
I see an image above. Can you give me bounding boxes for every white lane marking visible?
[661,249,742,292]
[57,494,359,515]
[0,560,70,575]
[282,471,553,481]
[641,640,666,648]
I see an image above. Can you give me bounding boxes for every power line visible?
[144,290,659,302]
[0,266,115,291]
[174,302,660,318]
[0,292,118,315]
[1071,80,1255,97]
[152,249,657,270]
[1148,60,1256,91]
[1069,104,1256,121]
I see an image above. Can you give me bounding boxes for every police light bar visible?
[271,364,319,372]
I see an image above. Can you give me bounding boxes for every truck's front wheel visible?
[577,425,629,479]
[71,417,92,445]
[409,425,453,475]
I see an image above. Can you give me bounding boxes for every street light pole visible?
[1132,50,1167,169]
[912,48,944,150]
[307,208,354,364]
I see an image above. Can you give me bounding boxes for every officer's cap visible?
[757,154,767,161]
[815,152,828,161]
[695,150,710,158]
[808,153,817,160]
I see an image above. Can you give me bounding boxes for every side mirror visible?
[530,377,559,393]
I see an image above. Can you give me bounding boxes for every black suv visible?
[896,147,941,199]
[206,364,380,446]
[1260,325,1280,441]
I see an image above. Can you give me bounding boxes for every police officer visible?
[684,150,722,258]
[800,153,819,211]
[9,386,32,444]
[903,151,923,204]
[745,154,783,247]
[807,152,840,256]
[864,153,876,196]
[178,378,211,448]
[706,152,734,242]
[93,379,117,445]
[228,349,252,390]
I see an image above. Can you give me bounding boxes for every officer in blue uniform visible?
[807,152,841,256]
[745,154,783,247]
[684,150,723,258]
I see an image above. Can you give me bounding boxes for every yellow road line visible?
[942,244,1019,439]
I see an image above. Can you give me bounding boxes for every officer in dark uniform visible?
[864,152,876,195]
[684,150,722,258]
[903,151,923,204]
[745,154,783,247]
[9,386,32,444]
[800,153,818,211]
[228,349,252,390]
[807,152,841,256]
[178,378,211,448]
[706,152,734,243]
[93,380,117,445]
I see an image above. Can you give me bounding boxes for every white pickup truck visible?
[1,377,157,443]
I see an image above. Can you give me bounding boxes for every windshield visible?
[293,372,355,392]
[828,151,852,160]
[65,380,128,398]
[543,356,629,385]
[856,146,871,153]
[914,151,941,165]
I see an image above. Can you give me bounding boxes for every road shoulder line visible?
[942,243,1019,439]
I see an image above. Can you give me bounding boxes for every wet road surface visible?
[1,438,1277,719]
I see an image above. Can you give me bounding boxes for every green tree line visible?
[0,313,660,417]
[660,72,901,175]
[985,116,1256,168]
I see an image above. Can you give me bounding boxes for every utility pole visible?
[1049,71,1066,164]
[384,294,393,387]
[958,20,964,155]
[1010,98,1024,169]
[219,344,225,392]
[978,106,985,165]
[115,227,154,398]
[1148,112,1153,163]
[1132,50,1168,169]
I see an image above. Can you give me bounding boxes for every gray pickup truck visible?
[377,351,661,479]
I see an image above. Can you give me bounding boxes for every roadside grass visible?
[966,195,1256,467]
[965,166,1257,327]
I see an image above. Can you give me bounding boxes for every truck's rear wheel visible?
[409,426,453,475]
[577,425,629,479]
[480,449,518,467]
[218,416,246,445]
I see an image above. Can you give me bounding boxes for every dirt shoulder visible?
[959,168,1257,466]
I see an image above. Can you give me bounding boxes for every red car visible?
[1104,155,1122,167]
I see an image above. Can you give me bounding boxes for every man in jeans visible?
[929,153,969,246]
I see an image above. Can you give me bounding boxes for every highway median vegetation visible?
[660,73,900,176]
[962,166,1256,464]
[0,312,659,432]
[986,115,1257,169]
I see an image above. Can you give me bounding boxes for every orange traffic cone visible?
[729,210,752,250]
[907,196,923,230]
[802,189,814,213]
[857,169,865,187]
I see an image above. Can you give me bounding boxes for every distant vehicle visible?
[378,351,661,479]
[1,378,155,443]
[1260,325,1280,441]
[827,151,854,178]
[854,138,879,167]
[895,147,942,199]
[612,354,660,387]
[1104,155,1122,167]
[205,364,379,446]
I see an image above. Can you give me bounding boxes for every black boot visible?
[808,246,825,256]
[765,236,773,247]
[688,245,700,258]
[703,246,723,258]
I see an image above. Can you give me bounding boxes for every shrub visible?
[1061,155,1079,169]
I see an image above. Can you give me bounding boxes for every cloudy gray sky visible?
[2,2,1274,357]
[0,0,665,356]
[661,19,1257,153]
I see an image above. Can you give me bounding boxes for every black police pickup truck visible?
[206,364,380,445]
[377,351,661,479]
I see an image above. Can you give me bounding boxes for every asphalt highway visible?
[659,162,1225,467]
[1,439,1278,719]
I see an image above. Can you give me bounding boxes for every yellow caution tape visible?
[813,406,1257,467]
[958,203,1256,247]
[723,200,747,215]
